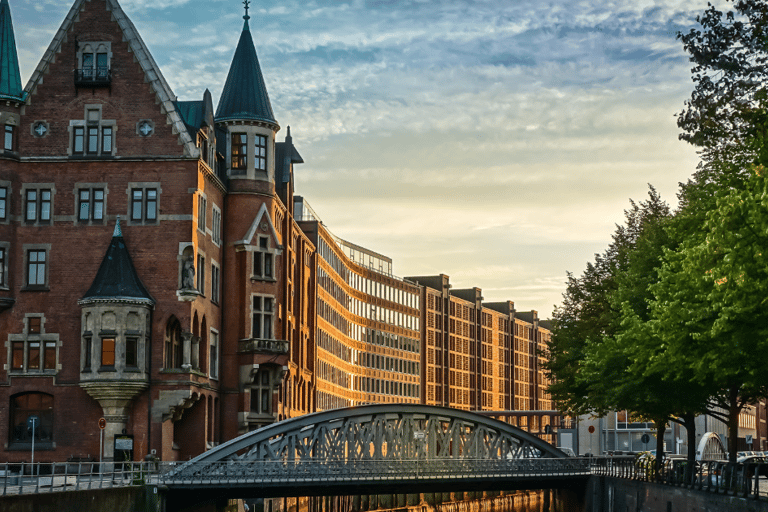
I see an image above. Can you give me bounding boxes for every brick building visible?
[0,0,556,463]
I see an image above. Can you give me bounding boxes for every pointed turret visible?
[216,8,277,127]
[0,0,23,101]
[80,218,154,305]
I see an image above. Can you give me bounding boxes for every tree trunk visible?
[655,420,667,477]
[727,384,741,464]
[682,413,697,485]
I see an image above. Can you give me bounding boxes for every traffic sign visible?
[98,417,107,430]
[641,433,650,444]
[588,425,595,434]
[27,415,39,433]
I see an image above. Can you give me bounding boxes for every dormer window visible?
[75,42,111,87]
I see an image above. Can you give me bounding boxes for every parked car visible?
[737,454,768,478]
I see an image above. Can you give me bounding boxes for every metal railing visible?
[160,458,592,486]
[1,461,154,496]
[3,457,768,500]
[591,456,768,500]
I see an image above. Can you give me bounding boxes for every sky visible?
[10,0,725,318]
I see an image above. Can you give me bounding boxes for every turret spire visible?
[0,0,23,101]
[215,6,278,127]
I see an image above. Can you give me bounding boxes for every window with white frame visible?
[252,236,274,280]
[252,295,274,339]
[24,186,53,224]
[77,187,105,223]
[129,185,158,224]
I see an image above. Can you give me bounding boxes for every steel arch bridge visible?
[162,404,588,498]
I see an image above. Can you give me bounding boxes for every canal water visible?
[253,489,575,512]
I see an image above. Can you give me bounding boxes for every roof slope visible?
[23,0,198,157]
[216,19,277,126]
[0,0,23,101]
[81,220,155,305]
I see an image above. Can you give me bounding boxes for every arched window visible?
[165,317,182,369]
[10,392,53,446]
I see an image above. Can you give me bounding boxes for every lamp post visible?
[27,415,39,467]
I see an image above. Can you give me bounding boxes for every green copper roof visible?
[216,20,277,125]
[0,0,23,101]
[80,219,155,305]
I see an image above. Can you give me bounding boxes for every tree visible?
[544,188,672,417]
[649,170,768,463]
[677,0,768,173]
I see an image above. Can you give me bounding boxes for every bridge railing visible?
[1,461,154,496]
[159,457,592,485]
[591,455,768,500]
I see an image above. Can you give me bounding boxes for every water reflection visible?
[257,489,563,512]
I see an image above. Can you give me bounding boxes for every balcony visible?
[238,338,289,356]
[74,67,111,87]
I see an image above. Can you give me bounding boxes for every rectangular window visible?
[82,53,94,78]
[211,263,220,304]
[0,186,6,219]
[78,188,105,221]
[43,341,56,370]
[255,134,266,171]
[252,295,274,339]
[253,237,274,279]
[126,337,138,367]
[28,341,40,370]
[131,187,158,223]
[84,337,92,370]
[4,125,13,151]
[73,127,84,153]
[101,126,113,153]
[231,133,247,172]
[25,188,52,223]
[0,247,5,287]
[212,207,221,245]
[197,195,206,232]
[209,331,219,379]
[87,127,99,154]
[96,53,108,79]
[27,249,46,287]
[101,338,115,366]
[12,341,23,370]
[197,254,205,294]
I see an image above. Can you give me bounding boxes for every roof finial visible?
[114,216,122,237]
[243,0,250,21]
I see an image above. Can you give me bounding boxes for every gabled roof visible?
[23,0,198,157]
[0,0,23,101]
[80,219,155,306]
[216,19,278,127]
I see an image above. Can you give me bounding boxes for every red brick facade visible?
[0,0,555,464]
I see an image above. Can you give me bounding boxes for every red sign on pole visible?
[98,417,107,430]
[588,425,595,434]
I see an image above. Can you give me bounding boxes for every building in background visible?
[0,0,555,463]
